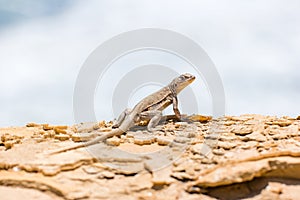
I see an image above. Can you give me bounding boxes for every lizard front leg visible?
[172,95,181,120]
[169,84,181,120]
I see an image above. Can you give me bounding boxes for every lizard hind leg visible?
[140,110,162,132]
[112,108,132,128]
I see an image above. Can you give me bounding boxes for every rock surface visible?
[0,114,300,200]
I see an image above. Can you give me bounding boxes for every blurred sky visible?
[0,0,299,126]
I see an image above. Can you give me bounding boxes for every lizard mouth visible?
[184,74,196,84]
[189,76,196,83]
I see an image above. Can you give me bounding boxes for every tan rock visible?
[71,132,97,142]
[191,143,206,155]
[212,148,225,155]
[54,134,70,141]
[1,115,300,200]
[217,141,237,150]
[47,130,56,138]
[226,115,254,121]
[54,125,68,130]
[106,136,121,146]
[174,136,191,144]
[243,131,267,142]
[82,165,103,174]
[152,167,174,185]
[133,132,155,145]
[187,115,212,123]
[156,136,172,145]
[53,128,67,135]
[74,122,100,133]
[267,119,292,127]
[26,123,41,127]
[98,171,115,179]
[42,124,53,130]
[231,126,253,135]
[189,156,300,188]
[239,141,258,149]
[219,134,236,142]
[224,121,236,126]
[4,140,14,149]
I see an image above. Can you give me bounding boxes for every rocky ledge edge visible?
[0,114,300,200]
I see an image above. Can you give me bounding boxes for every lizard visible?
[50,73,195,154]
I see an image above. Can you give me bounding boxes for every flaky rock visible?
[1,114,300,199]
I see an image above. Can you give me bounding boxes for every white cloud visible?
[0,0,299,126]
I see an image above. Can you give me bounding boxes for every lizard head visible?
[171,73,195,93]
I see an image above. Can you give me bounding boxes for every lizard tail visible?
[49,128,124,155]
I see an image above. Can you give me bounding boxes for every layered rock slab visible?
[0,114,299,199]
